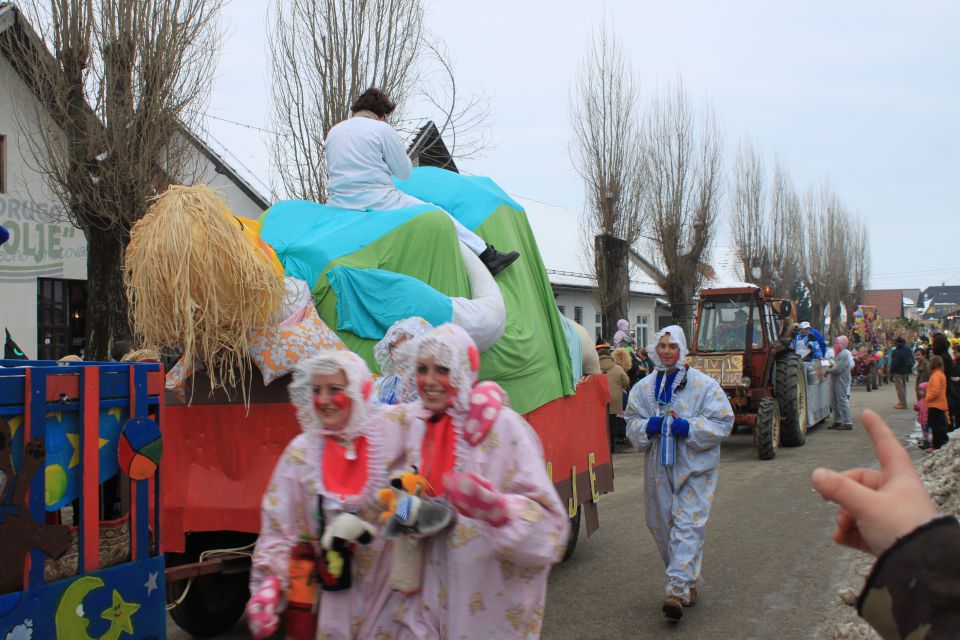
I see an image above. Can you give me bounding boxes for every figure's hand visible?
[669,416,690,439]
[811,410,938,557]
[645,416,663,437]
[443,472,509,527]
[246,576,281,639]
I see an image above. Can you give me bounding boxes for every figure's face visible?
[312,370,351,431]
[801,327,810,336]
[656,335,680,368]
[915,350,925,362]
[416,356,454,412]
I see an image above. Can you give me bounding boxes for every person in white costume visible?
[325,88,519,275]
[624,325,734,621]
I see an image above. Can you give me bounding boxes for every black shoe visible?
[479,244,519,276]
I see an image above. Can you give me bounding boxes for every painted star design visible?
[144,572,159,597]
[101,589,140,636]
[65,433,112,469]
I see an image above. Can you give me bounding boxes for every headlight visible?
[740,376,751,388]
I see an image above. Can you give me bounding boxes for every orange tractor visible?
[688,286,831,459]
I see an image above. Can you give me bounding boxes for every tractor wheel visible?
[755,397,781,460]
[776,353,808,447]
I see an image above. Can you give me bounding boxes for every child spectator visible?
[925,356,950,450]
[914,381,931,450]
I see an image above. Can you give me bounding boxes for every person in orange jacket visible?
[925,355,950,450]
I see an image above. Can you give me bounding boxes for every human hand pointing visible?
[811,409,938,557]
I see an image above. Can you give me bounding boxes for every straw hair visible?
[124,184,286,397]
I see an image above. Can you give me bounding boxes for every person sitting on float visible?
[385,323,568,639]
[372,317,432,405]
[325,87,519,276]
[246,351,407,640]
[624,325,734,621]
[791,321,825,361]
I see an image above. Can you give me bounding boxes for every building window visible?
[596,326,602,340]
[0,134,6,194]
[636,314,649,347]
[574,306,583,325]
[595,313,601,324]
[558,305,565,316]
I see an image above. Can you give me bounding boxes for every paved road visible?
[542,380,915,640]
[167,382,915,639]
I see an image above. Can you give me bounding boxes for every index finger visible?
[860,410,916,477]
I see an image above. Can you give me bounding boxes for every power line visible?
[203,113,285,137]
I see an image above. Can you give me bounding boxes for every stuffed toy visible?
[377,469,454,593]
[317,512,377,592]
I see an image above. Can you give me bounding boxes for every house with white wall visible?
[0,2,268,359]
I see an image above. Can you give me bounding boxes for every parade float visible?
[0,359,167,639]
[120,167,612,637]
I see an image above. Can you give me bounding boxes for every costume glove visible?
[443,471,509,527]
[246,576,281,639]
[670,416,690,439]
[645,415,663,437]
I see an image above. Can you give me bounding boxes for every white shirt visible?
[324,115,422,211]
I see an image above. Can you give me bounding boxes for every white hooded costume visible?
[624,325,734,602]
[249,351,408,639]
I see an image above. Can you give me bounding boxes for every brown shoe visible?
[894,403,906,409]
[663,595,683,620]
[684,587,698,607]
[837,423,853,431]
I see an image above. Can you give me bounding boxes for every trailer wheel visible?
[562,507,581,561]
[776,353,807,447]
[167,533,254,638]
[755,397,780,460]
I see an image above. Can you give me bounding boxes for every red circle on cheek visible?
[331,393,351,411]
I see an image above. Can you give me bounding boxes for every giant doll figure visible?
[625,325,734,621]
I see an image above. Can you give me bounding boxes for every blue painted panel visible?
[0,555,166,639]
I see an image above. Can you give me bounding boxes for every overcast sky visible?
[203,1,959,291]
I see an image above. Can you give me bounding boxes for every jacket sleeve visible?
[625,380,655,451]
[858,516,960,640]
[250,440,310,594]
[382,124,412,180]
[619,369,630,394]
[684,380,734,452]
[485,414,570,567]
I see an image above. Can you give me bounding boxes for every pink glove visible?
[463,381,505,446]
[246,576,281,639]
[443,471,510,527]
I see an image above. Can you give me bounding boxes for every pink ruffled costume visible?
[387,323,569,639]
[249,351,409,639]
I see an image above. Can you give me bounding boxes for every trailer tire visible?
[167,533,255,638]
[563,507,581,562]
[755,397,780,460]
[776,353,807,447]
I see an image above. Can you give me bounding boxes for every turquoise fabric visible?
[560,315,583,385]
[259,200,435,288]
[327,266,453,340]
[394,169,523,231]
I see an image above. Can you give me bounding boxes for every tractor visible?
[688,285,831,459]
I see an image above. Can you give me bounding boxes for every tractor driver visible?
[716,310,748,351]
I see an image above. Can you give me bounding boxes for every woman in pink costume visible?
[246,350,407,639]
[390,323,569,639]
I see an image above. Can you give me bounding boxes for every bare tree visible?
[729,138,766,284]
[804,183,853,337]
[6,0,223,359]
[843,216,870,332]
[569,23,645,340]
[766,157,805,297]
[269,0,488,202]
[640,79,724,336]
